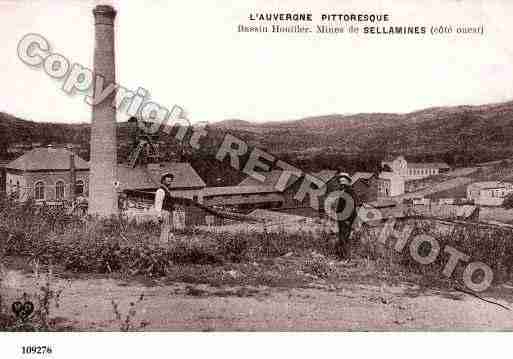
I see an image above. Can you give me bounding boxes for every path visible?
[2,269,512,331]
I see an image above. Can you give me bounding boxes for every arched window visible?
[75,180,84,196]
[55,180,65,200]
[34,181,45,201]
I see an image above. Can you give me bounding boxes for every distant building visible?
[467,181,513,206]
[382,156,450,181]
[5,147,89,202]
[377,171,405,198]
[438,198,455,205]
[411,197,431,206]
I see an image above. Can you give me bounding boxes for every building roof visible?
[351,172,375,183]
[5,147,89,171]
[408,162,450,169]
[239,169,343,188]
[238,170,300,190]
[201,185,280,197]
[381,156,450,170]
[239,168,366,191]
[116,162,206,191]
[312,169,338,183]
[379,171,403,180]
[366,199,399,210]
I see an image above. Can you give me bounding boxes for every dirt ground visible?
[2,266,513,331]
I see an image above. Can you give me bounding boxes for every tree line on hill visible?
[3,102,513,185]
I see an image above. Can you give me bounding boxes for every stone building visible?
[467,181,513,206]
[382,156,450,181]
[377,171,405,198]
[5,147,89,202]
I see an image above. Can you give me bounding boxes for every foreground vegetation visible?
[1,196,512,330]
[1,196,512,284]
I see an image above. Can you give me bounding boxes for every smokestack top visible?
[93,5,117,25]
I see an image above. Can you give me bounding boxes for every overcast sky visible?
[1,0,512,124]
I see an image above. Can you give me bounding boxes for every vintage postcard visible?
[0,0,512,356]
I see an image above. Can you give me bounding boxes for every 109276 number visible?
[22,346,53,355]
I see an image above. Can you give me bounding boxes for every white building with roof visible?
[467,181,513,206]
[382,156,450,181]
[377,171,405,198]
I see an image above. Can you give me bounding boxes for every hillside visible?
[0,112,90,159]
[211,100,513,168]
[210,119,260,131]
[2,99,513,174]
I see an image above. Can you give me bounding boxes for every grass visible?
[356,219,513,288]
[1,195,512,304]
[0,196,339,282]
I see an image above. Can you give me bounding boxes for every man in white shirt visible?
[154,173,176,243]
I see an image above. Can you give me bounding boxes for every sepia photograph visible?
[0,0,513,355]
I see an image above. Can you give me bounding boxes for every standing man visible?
[154,173,176,244]
[333,172,358,260]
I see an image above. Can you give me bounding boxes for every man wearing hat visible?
[154,173,178,243]
[333,172,358,260]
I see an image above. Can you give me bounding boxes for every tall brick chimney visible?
[89,4,118,216]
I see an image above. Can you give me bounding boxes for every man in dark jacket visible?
[333,172,358,260]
